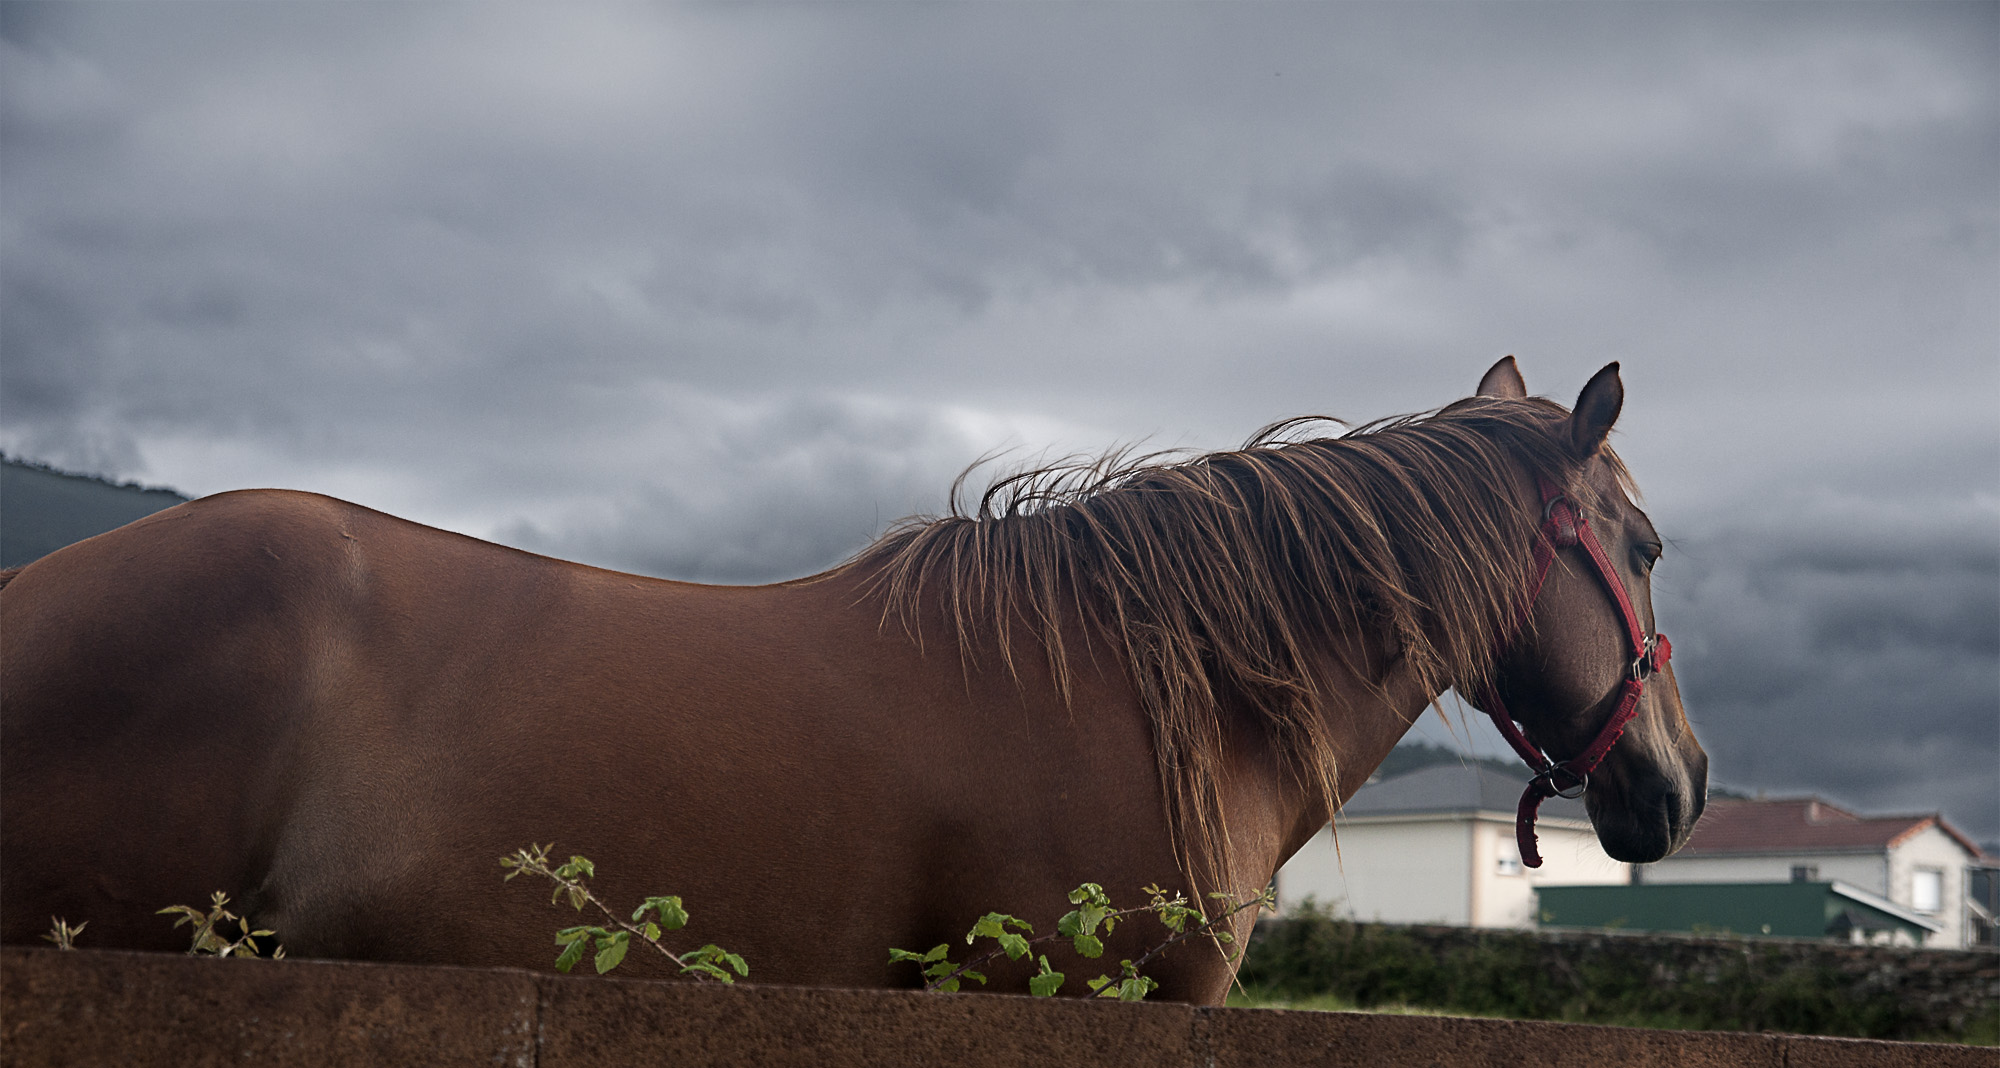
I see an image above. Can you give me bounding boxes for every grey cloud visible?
[0,3,1991,838]
[498,394,1008,584]
[1658,488,1998,838]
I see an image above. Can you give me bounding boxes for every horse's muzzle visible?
[1588,759,1705,864]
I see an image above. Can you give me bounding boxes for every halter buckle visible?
[1534,761,1589,800]
[1629,633,1662,682]
[1541,492,1570,524]
[1541,493,1581,547]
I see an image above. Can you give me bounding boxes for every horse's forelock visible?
[834,395,1619,891]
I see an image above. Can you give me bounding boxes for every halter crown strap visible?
[1475,479,1671,868]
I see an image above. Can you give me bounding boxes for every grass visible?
[1227,986,1508,1019]
[1228,982,2000,1045]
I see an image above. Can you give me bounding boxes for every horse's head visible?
[1474,358,1708,864]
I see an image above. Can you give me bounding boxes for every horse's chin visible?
[1587,777,1704,864]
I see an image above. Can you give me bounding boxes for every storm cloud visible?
[2,3,1994,837]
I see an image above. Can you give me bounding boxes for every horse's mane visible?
[833,395,1634,890]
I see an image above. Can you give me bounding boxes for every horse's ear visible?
[1570,363,1623,457]
[1477,356,1527,399]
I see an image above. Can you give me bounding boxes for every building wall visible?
[1479,820,1629,929]
[1274,815,1629,929]
[1889,827,1973,949]
[1275,818,1471,925]
[1471,819,1529,928]
[1642,852,1887,894]
[1638,829,1978,948]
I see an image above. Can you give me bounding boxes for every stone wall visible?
[1240,917,2000,1041]
[4,946,1992,1068]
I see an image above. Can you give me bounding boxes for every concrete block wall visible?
[3,947,1992,1067]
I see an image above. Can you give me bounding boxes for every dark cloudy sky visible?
[3,3,1995,841]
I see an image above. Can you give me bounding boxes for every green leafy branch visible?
[890,881,1274,1001]
[500,843,747,982]
[157,892,284,959]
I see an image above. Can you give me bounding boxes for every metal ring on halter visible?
[1541,492,1572,523]
[1628,634,1660,682]
[1535,763,1589,800]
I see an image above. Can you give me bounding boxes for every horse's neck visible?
[1247,634,1441,873]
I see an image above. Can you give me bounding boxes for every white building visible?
[1274,764,1629,929]
[1637,796,1993,950]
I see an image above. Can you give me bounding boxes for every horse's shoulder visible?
[182,488,387,526]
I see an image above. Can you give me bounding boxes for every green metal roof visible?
[1536,881,1942,942]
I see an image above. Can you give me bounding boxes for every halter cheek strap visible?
[1474,479,1672,868]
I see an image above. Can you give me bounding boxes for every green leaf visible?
[1086,975,1115,996]
[642,922,661,942]
[967,912,1031,943]
[555,927,591,944]
[921,943,951,963]
[555,938,588,973]
[594,933,630,974]
[888,948,927,963]
[936,977,960,993]
[642,895,689,931]
[1060,898,1112,941]
[1117,976,1158,1002]
[1029,956,1065,998]
[960,969,987,986]
[1072,933,1104,958]
[680,943,745,979]
[565,885,587,911]
[996,932,1030,960]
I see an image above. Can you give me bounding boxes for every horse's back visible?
[0,489,1198,993]
[2,487,692,952]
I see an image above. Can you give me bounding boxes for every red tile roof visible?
[1681,797,1985,858]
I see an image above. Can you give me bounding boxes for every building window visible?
[1912,869,1943,913]
[1971,867,1998,947]
[1496,845,1522,876]
[1790,865,1818,883]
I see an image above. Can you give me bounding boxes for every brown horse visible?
[0,359,1704,1003]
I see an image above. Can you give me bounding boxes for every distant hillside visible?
[1376,737,1751,801]
[1373,740,1524,783]
[0,456,190,568]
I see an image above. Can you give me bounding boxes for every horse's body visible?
[0,361,1705,1002]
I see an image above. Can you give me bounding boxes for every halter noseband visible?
[1474,478,1672,868]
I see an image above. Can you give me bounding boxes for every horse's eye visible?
[1634,542,1663,574]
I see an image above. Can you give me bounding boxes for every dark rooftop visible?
[1677,797,1984,858]
[1338,763,1588,823]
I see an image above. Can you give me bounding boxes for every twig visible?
[500,844,746,981]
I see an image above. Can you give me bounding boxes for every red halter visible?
[1474,478,1671,868]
